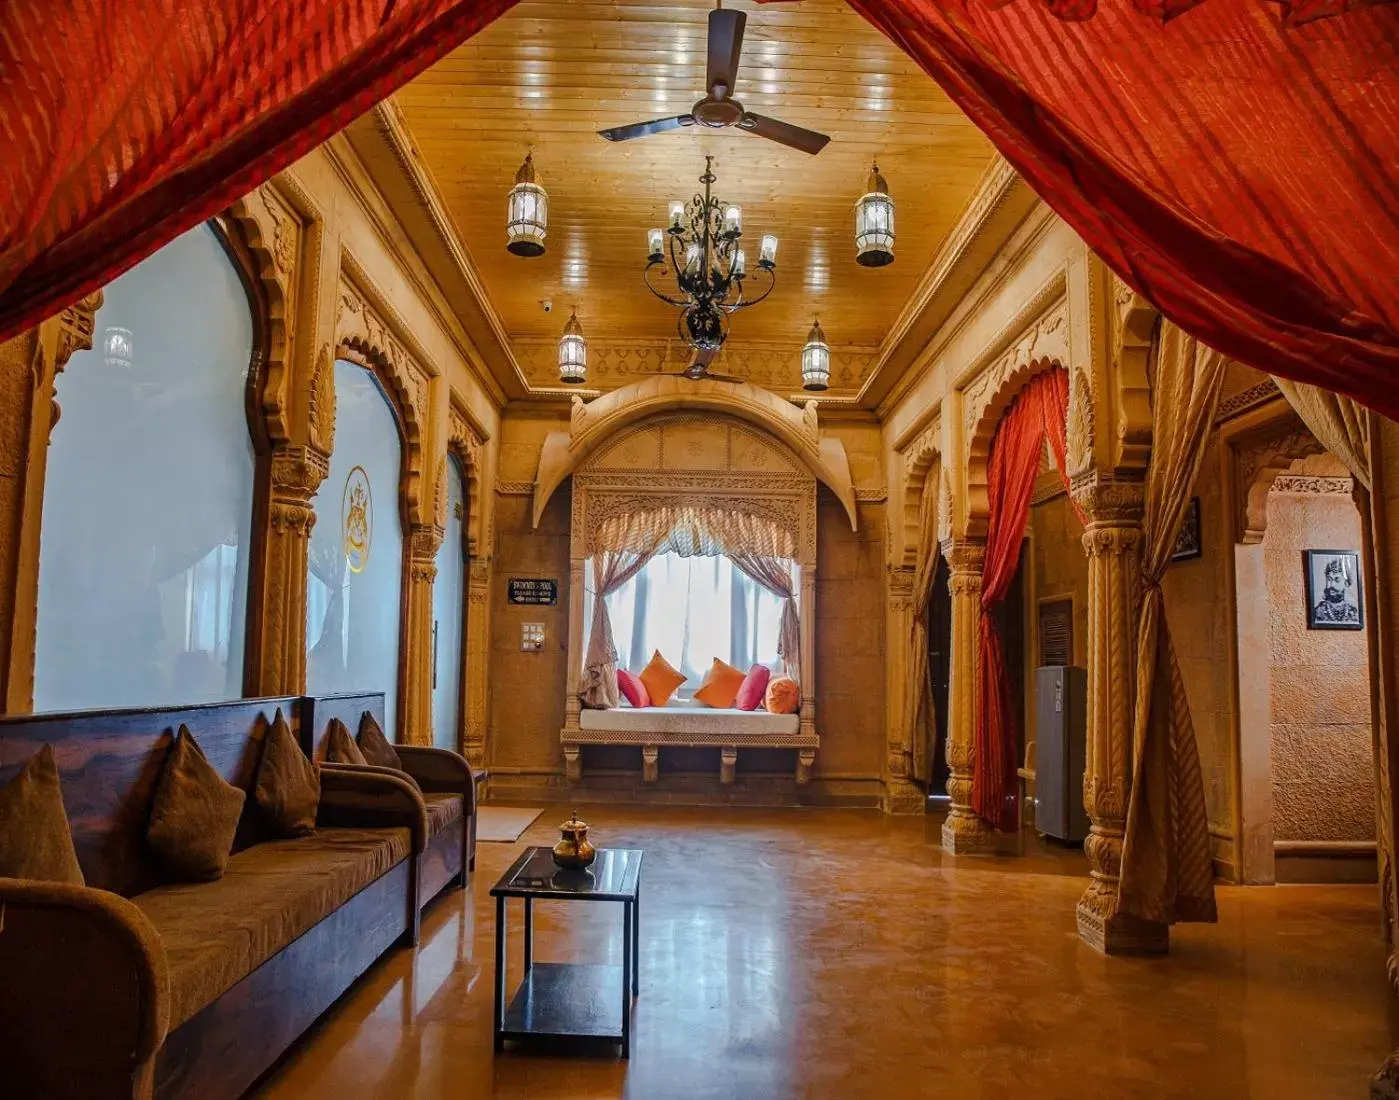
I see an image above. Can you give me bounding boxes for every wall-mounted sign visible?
[509,578,558,605]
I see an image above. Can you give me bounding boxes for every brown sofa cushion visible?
[254,709,319,838]
[422,792,463,837]
[323,718,366,765]
[133,826,410,1029]
[356,711,401,770]
[146,727,245,883]
[0,745,83,885]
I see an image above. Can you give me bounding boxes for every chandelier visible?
[645,157,777,352]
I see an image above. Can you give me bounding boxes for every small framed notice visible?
[508,578,558,606]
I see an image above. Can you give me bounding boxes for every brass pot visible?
[552,811,596,870]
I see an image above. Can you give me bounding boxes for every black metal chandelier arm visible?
[726,265,776,311]
[643,261,692,308]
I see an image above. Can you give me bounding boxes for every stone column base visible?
[941,811,996,855]
[1076,900,1169,956]
[884,779,924,816]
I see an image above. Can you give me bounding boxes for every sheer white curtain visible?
[590,552,789,695]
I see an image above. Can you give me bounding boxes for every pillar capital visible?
[269,444,330,503]
[1070,469,1145,528]
[939,535,985,575]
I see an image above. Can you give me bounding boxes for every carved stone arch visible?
[964,355,1066,535]
[898,423,940,570]
[222,190,298,445]
[334,303,427,529]
[448,403,486,558]
[1233,414,1326,544]
[532,375,857,530]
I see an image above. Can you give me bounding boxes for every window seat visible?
[566,699,816,785]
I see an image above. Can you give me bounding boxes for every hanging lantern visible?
[854,160,895,267]
[558,310,587,384]
[506,153,548,257]
[801,318,830,392]
[103,326,133,370]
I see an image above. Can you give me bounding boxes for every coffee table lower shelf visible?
[500,963,626,1045]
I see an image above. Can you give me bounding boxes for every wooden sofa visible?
[301,691,485,942]
[0,694,470,1100]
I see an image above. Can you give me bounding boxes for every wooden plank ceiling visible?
[394,0,996,387]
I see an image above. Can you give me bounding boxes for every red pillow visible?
[617,668,650,708]
[735,665,772,712]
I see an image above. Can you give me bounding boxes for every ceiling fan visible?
[598,2,831,156]
[666,344,745,384]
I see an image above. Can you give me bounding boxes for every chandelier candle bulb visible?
[724,205,743,235]
[733,249,747,278]
[505,152,548,257]
[685,242,702,271]
[648,228,664,261]
[759,234,778,269]
[669,201,686,230]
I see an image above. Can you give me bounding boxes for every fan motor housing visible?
[693,96,744,128]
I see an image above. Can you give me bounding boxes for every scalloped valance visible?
[590,501,797,560]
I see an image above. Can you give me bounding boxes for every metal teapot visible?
[552,810,597,870]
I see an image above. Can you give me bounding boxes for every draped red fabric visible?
[973,369,1072,832]
[845,0,1399,420]
[0,0,520,345]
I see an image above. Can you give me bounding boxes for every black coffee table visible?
[490,846,644,1057]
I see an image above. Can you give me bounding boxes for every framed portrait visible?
[1304,549,1363,630]
[1171,497,1202,561]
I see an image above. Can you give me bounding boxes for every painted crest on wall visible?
[342,466,373,574]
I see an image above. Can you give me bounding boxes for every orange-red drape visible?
[973,368,1072,832]
[0,0,520,345]
[845,0,1399,420]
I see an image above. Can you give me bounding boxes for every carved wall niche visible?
[1232,415,1327,545]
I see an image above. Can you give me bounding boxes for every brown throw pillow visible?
[0,744,83,885]
[323,718,366,765]
[147,726,245,882]
[254,708,319,837]
[357,711,401,770]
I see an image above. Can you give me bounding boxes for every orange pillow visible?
[693,658,746,709]
[638,650,686,708]
[764,676,800,715]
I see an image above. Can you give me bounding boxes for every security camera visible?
[541,299,553,313]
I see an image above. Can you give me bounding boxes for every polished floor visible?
[254,807,1399,1100]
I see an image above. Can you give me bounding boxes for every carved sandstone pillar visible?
[248,445,328,696]
[0,294,102,712]
[402,524,443,747]
[884,565,923,814]
[1072,473,1167,955]
[940,536,990,854]
[462,555,492,767]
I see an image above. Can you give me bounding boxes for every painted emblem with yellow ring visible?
[342,465,373,574]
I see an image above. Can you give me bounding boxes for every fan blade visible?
[599,115,694,142]
[702,371,746,384]
[706,7,747,97]
[738,112,830,155]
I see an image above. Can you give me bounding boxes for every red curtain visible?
[846,0,1399,420]
[974,368,1072,832]
[0,0,520,346]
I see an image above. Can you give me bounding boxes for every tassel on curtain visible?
[973,368,1073,833]
[578,545,661,709]
[1116,322,1224,926]
[730,554,801,679]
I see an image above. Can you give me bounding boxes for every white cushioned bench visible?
[565,699,817,785]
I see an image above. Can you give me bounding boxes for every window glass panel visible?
[431,458,466,750]
[600,552,786,694]
[306,361,404,737]
[34,224,254,710]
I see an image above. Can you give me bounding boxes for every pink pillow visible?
[734,665,772,712]
[617,669,650,708]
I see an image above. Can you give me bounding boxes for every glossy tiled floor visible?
[254,807,1399,1100]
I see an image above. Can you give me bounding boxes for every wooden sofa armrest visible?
[0,877,170,1100]
[394,746,477,814]
[318,764,429,855]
